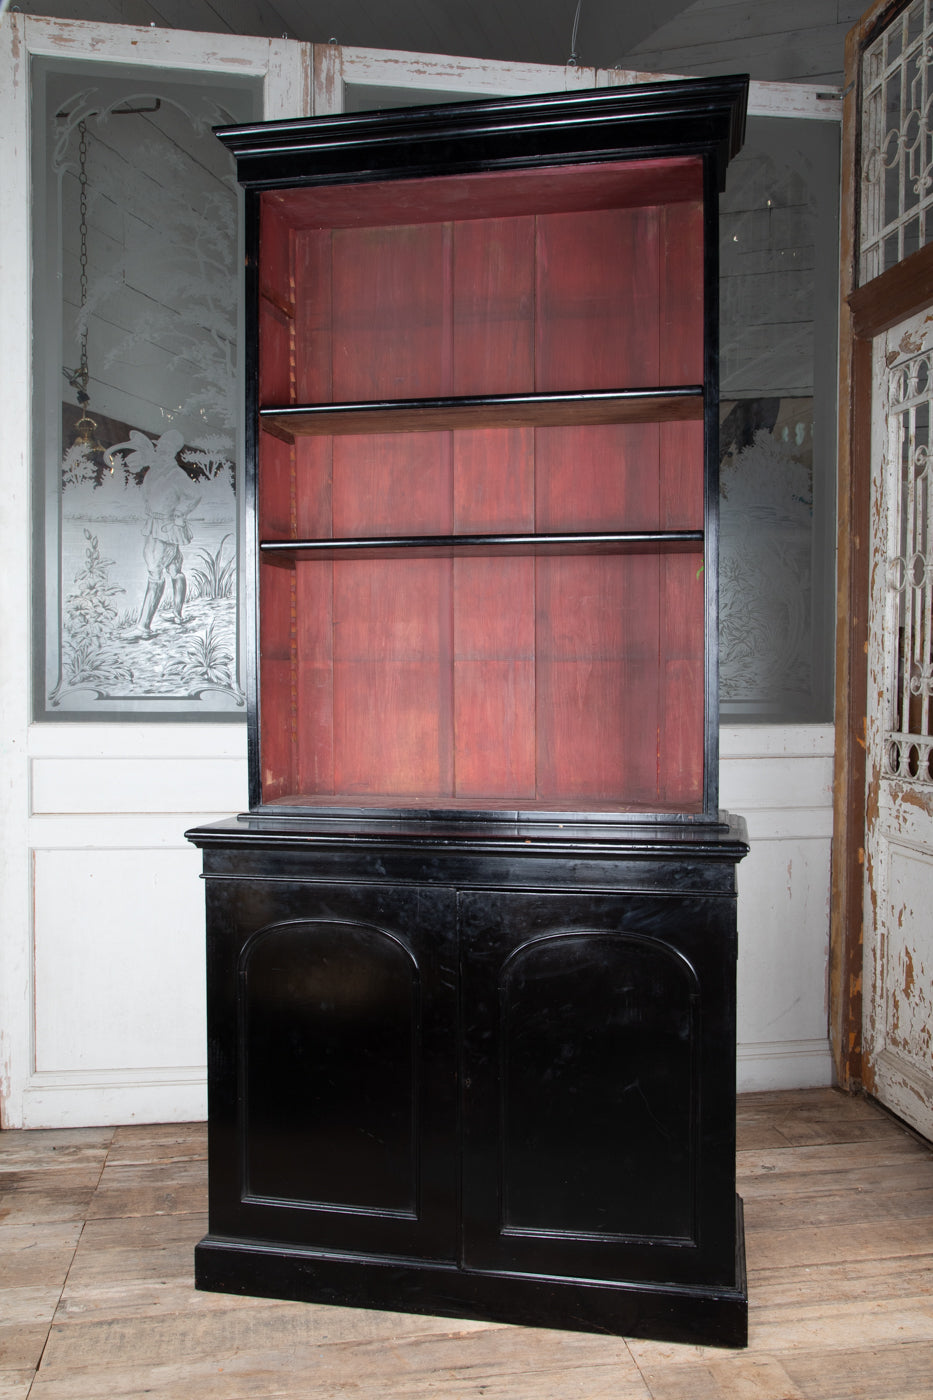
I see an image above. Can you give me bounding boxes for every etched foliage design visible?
[48,79,248,712]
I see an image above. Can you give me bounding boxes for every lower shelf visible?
[194,1199,748,1349]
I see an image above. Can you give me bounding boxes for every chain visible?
[77,119,89,391]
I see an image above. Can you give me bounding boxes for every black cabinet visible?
[188,76,751,1348]
[188,818,749,1346]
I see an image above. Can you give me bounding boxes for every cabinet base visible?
[194,1198,748,1349]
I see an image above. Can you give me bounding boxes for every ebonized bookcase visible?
[187,76,751,1348]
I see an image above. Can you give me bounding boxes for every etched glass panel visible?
[718,116,838,721]
[860,0,933,282]
[32,60,259,716]
[884,347,933,783]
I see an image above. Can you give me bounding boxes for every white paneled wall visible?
[23,723,245,1127]
[13,724,833,1128]
[722,726,835,1089]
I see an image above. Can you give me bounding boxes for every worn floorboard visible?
[1,1089,931,1399]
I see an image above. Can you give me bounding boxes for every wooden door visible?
[832,0,933,1118]
[863,308,933,1139]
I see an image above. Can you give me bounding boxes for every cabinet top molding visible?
[215,75,749,194]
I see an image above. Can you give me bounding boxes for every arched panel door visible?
[203,878,459,1261]
[459,889,739,1287]
[241,917,421,1214]
[496,929,699,1242]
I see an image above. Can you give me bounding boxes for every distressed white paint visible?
[314,43,598,114]
[313,42,841,119]
[864,310,933,1140]
[606,69,841,121]
[1,15,836,1128]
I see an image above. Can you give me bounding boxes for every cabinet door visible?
[205,878,458,1261]
[459,889,738,1287]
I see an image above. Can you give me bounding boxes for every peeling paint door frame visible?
[832,0,933,1098]
[862,309,933,1140]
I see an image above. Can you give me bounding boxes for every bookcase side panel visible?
[258,202,295,405]
[658,418,707,807]
[294,228,333,405]
[658,550,706,808]
[258,561,298,803]
[258,302,294,405]
[258,430,295,542]
[660,420,705,530]
[659,200,705,385]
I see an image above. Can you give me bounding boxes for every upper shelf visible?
[260,387,705,439]
[259,530,705,562]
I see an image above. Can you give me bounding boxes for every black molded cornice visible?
[216,75,749,192]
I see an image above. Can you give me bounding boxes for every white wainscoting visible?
[722,724,835,1091]
[10,722,834,1128]
[20,723,247,1128]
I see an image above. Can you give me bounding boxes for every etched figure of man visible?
[107,429,201,639]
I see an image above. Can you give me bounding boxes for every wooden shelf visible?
[252,793,706,817]
[259,530,705,563]
[260,388,704,439]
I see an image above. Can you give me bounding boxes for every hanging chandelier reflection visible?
[63,118,103,454]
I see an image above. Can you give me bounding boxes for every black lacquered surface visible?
[195,74,751,1348]
[191,818,748,1344]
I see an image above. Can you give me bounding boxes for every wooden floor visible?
[1,1089,932,1399]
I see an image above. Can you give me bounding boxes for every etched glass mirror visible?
[32,59,259,716]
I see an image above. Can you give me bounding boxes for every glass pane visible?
[884,350,933,783]
[859,0,933,284]
[719,115,839,722]
[32,59,260,717]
